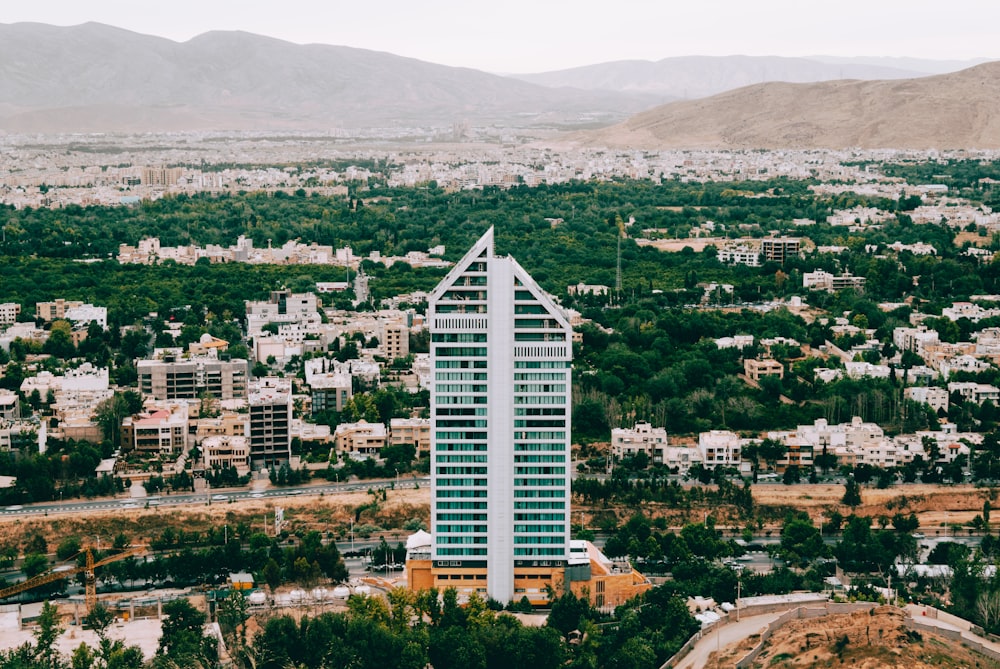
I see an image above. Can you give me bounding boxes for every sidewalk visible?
[675,612,784,669]
[904,604,1000,657]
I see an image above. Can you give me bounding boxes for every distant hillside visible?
[511,55,929,100]
[578,62,1000,150]
[0,22,658,133]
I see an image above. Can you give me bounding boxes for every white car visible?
[211,494,228,501]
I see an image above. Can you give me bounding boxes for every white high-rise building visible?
[428,227,573,603]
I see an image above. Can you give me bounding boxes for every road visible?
[0,477,430,518]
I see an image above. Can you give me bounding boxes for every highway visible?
[0,476,430,518]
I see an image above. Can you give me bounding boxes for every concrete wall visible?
[904,618,1000,662]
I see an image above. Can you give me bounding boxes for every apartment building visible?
[389,417,431,456]
[419,227,574,604]
[948,382,1000,405]
[611,421,668,464]
[35,299,83,322]
[201,435,251,473]
[245,290,321,337]
[248,377,293,469]
[381,318,410,361]
[904,386,949,413]
[744,358,784,382]
[760,237,801,263]
[0,302,20,325]
[802,271,866,292]
[121,405,189,456]
[137,354,249,401]
[697,431,744,469]
[333,420,388,458]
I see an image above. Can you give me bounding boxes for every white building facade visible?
[429,227,572,603]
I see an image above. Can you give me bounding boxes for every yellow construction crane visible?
[0,545,147,612]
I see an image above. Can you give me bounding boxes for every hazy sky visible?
[4,0,999,72]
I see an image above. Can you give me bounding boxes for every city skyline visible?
[3,0,999,73]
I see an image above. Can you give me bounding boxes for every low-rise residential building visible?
[35,299,83,322]
[744,358,784,381]
[137,353,249,400]
[201,435,251,473]
[697,430,743,470]
[21,363,110,397]
[0,302,21,324]
[948,382,1000,405]
[0,390,19,421]
[662,446,702,476]
[893,326,940,356]
[938,354,993,378]
[568,283,610,297]
[122,404,189,456]
[802,271,866,292]
[245,290,321,337]
[389,417,431,456]
[0,420,39,453]
[611,421,669,463]
[715,335,754,350]
[717,242,760,267]
[334,420,387,458]
[63,304,108,329]
[763,431,815,472]
[904,386,949,413]
[942,302,1000,323]
[193,412,247,440]
[843,361,891,379]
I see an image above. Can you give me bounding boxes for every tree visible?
[43,320,76,359]
[262,558,282,593]
[94,394,131,450]
[33,602,64,669]
[217,591,250,666]
[22,553,50,579]
[156,598,216,668]
[57,537,82,561]
[842,478,862,508]
[779,514,827,566]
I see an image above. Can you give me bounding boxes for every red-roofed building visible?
[122,404,189,455]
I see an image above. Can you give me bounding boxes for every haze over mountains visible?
[511,56,925,99]
[0,21,996,149]
[0,22,660,133]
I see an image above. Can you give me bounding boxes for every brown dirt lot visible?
[571,483,999,535]
[751,483,996,532]
[0,487,430,552]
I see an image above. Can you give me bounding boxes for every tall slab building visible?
[428,227,572,603]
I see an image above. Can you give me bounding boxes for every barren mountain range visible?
[1,21,997,149]
[581,61,1000,150]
